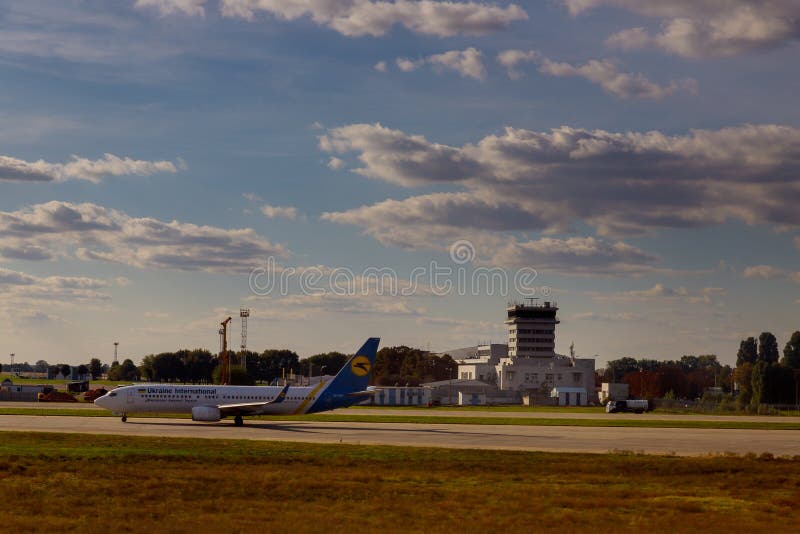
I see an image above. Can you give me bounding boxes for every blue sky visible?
[1,0,799,366]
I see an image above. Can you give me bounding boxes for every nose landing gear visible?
[121,414,127,423]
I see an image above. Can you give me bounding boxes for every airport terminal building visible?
[447,301,595,405]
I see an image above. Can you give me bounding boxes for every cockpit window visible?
[109,392,117,397]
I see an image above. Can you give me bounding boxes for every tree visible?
[736,337,758,366]
[781,331,800,369]
[77,364,88,378]
[107,361,122,381]
[758,332,779,364]
[735,363,753,406]
[34,360,49,373]
[59,364,71,378]
[751,360,768,409]
[120,359,140,381]
[89,358,103,380]
[299,352,349,377]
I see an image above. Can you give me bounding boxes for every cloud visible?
[0,267,112,302]
[261,204,299,220]
[134,0,205,16]
[220,0,527,37]
[427,48,487,80]
[243,192,263,202]
[497,49,695,99]
[489,236,657,274]
[320,122,800,241]
[571,311,640,321]
[374,60,387,72]
[743,264,786,279]
[595,284,727,304]
[538,57,696,100]
[0,201,287,273]
[497,49,539,79]
[392,48,486,80]
[0,153,179,183]
[327,157,346,169]
[743,264,800,283]
[564,1,800,58]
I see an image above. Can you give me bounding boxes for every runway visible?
[4,402,800,422]
[1,414,798,456]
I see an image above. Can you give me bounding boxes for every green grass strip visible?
[2,407,799,430]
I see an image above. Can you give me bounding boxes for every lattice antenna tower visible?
[240,308,250,368]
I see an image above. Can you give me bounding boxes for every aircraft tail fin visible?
[326,337,380,396]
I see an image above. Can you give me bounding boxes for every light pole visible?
[9,353,14,376]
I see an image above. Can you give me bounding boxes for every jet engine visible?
[191,406,221,422]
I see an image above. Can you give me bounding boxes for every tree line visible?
[601,354,732,400]
[602,330,800,406]
[734,331,800,407]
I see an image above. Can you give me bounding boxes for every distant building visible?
[449,301,596,404]
[370,387,432,406]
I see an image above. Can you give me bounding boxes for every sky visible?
[1,0,799,367]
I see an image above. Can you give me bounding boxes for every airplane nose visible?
[94,394,110,408]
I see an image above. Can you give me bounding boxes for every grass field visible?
[2,408,800,430]
[0,432,798,532]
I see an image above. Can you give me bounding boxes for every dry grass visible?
[0,432,798,533]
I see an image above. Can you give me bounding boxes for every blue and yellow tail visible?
[307,337,380,413]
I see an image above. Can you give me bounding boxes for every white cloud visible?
[327,157,346,169]
[220,0,527,37]
[243,192,263,202]
[497,49,695,99]
[392,48,486,79]
[0,201,287,273]
[571,311,640,321]
[134,0,206,16]
[497,49,539,79]
[261,204,299,220]
[489,236,657,274]
[374,60,387,72]
[428,48,487,80]
[743,264,800,283]
[743,264,786,279]
[594,284,726,304]
[320,122,800,242]
[564,1,800,58]
[538,57,696,100]
[0,153,179,183]
[0,267,112,302]
[396,57,424,72]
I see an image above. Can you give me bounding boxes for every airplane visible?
[94,337,380,426]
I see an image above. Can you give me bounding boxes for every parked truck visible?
[605,399,649,414]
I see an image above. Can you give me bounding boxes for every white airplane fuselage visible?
[101,382,336,416]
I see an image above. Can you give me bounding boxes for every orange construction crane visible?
[219,317,232,385]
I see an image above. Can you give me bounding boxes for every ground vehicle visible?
[606,399,649,413]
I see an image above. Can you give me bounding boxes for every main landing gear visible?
[234,415,244,427]
[121,414,127,423]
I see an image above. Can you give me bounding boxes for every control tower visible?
[506,300,559,358]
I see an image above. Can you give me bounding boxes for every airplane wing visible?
[218,383,290,416]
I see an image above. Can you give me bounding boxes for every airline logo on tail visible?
[350,355,371,377]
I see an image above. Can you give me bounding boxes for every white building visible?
[452,301,596,404]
